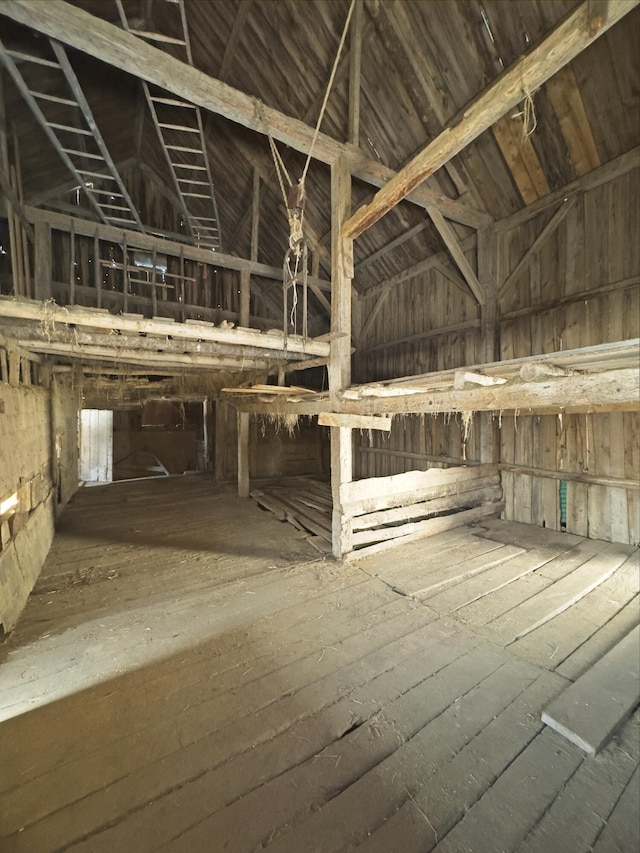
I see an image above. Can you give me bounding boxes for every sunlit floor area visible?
[0,476,638,853]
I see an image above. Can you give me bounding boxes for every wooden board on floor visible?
[541,625,640,755]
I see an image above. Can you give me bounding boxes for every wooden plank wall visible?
[352,168,638,546]
[340,463,503,558]
[499,167,639,545]
[354,253,482,478]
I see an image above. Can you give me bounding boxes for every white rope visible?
[300,0,356,185]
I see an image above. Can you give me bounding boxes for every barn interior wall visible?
[112,406,203,481]
[0,367,79,634]
[498,168,639,545]
[351,168,638,543]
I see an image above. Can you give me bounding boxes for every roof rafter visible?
[0,0,487,229]
[341,0,639,239]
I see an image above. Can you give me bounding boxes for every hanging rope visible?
[300,0,356,185]
[256,1,356,341]
[512,87,538,139]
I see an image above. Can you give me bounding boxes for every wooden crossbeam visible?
[342,0,638,239]
[318,413,392,431]
[499,198,577,298]
[0,0,485,228]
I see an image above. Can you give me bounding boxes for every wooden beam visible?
[496,146,639,233]
[342,0,638,239]
[0,297,331,357]
[427,206,484,303]
[359,233,477,302]
[358,289,389,343]
[218,1,251,81]
[348,0,363,146]
[319,412,391,431]
[0,0,485,229]
[354,220,429,275]
[12,339,274,371]
[499,197,577,298]
[330,156,354,559]
[0,162,34,242]
[24,205,332,293]
[33,221,52,302]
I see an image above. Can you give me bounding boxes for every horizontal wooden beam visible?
[228,367,640,416]
[318,413,392,431]
[0,297,331,357]
[12,340,275,372]
[24,206,331,292]
[499,198,577,298]
[0,0,486,229]
[495,147,640,234]
[342,0,638,239]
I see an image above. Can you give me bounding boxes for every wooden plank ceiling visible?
[1,0,638,307]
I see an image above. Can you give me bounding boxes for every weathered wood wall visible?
[341,463,503,559]
[353,246,482,478]
[498,167,639,545]
[352,167,639,545]
[213,406,328,483]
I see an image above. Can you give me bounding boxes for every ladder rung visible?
[129,30,186,46]
[177,179,210,185]
[106,216,137,224]
[158,123,199,133]
[77,171,115,180]
[99,204,130,211]
[173,163,207,170]
[88,188,124,197]
[63,149,103,160]
[31,91,79,107]
[48,123,93,135]
[166,145,204,154]
[190,216,218,222]
[7,49,60,68]
[150,96,193,108]
[183,192,210,198]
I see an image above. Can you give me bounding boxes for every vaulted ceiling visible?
[1,0,638,304]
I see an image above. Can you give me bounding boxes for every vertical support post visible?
[34,220,52,301]
[330,156,354,559]
[251,168,260,263]
[121,232,128,313]
[478,225,499,464]
[348,0,363,147]
[214,399,226,482]
[237,265,251,497]
[151,245,158,317]
[93,228,102,308]
[68,218,75,305]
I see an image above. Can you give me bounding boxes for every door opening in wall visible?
[79,409,114,484]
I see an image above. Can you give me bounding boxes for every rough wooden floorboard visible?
[541,625,640,755]
[517,710,640,853]
[0,477,637,853]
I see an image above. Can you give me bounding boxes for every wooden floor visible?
[0,475,638,853]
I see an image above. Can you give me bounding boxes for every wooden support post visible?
[93,228,101,308]
[214,399,226,482]
[478,226,499,464]
[121,232,128,312]
[68,218,75,305]
[151,246,158,317]
[251,168,260,263]
[330,156,354,559]
[238,264,251,497]
[33,220,52,301]
[348,0,363,146]
[237,410,250,498]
